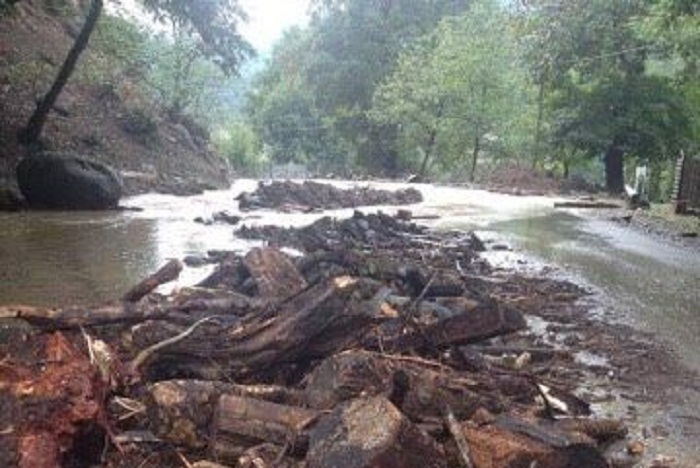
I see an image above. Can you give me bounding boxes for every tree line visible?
[4,0,698,197]
[238,0,699,196]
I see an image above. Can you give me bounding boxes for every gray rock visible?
[16,153,122,210]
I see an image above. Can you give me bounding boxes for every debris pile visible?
[237,180,423,212]
[0,212,634,467]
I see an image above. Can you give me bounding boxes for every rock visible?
[17,153,122,209]
[306,396,446,468]
[212,211,242,225]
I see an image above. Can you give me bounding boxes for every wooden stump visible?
[306,396,446,468]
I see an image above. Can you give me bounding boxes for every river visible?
[1,180,699,463]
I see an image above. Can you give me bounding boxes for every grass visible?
[647,203,700,234]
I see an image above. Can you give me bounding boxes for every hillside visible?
[0,0,230,196]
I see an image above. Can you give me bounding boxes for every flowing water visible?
[1,180,699,462]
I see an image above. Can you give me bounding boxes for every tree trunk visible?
[18,0,103,144]
[469,135,480,182]
[532,76,546,170]
[418,100,444,178]
[604,141,624,194]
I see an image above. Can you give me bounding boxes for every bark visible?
[375,305,526,353]
[243,247,307,302]
[129,276,385,378]
[306,396,447,468]
[418,100,445,178]
[18,0,104,144]
[122,259,183,303]
[604,141,625,194]
[469,135,480,182]
[0,303,168,329]
[148,380,316,451]
[303,350,502,422]
[462,415,610,468]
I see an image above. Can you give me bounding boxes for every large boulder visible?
[16,153,123,210]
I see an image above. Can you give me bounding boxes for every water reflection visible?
[489,212,700,374]
[0,211,159,306]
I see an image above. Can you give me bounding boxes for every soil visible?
[0,0,230,197]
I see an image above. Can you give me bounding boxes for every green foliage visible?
[245,28,347,172]
[240,0,697,190]
[520,0,697,193]
[246,0,470,175]
[214,120,264,175]
[76,13,150,86]
[145,31,226,119]
[140,0,255,75]
[1,59,55,95]
[370,0,536,179]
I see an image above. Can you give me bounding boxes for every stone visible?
[17,153,122,209]
[306,396,446,468]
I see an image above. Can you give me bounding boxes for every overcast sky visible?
[109,0,310,53]
[239,0,310,52]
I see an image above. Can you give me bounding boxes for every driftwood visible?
[129,276,386,378]
[303,350,503,421]
[0,303,167,329]
[462,415,611,468]
[243,247,307,302]
[306,396,446,468]
[123,259,183,302]
[554,200,622,209]
[373,305,526,352]
[148,380,316,460]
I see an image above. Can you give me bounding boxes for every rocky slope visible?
[0,0,230,198]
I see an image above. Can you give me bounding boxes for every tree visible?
[246,28,344,171]
[304,0,470,174]
[521,0,693,193]
[370,0,534,180]
[18,0,253,145]
[18,0,104,144]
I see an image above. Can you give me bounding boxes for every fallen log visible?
[306,396,446,468]
[148,379,316,462]
[129,276,386,379]
[0,303,167,329]
[243,247,307,301]
[214,394,320,447]
[123,259,183,303]
[372,304,526,352]
[462,416,609,468]
[1,333,103,468]
[303,350,504,421]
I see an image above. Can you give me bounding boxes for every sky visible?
[109,0,310,53]
[239,0,310,52]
